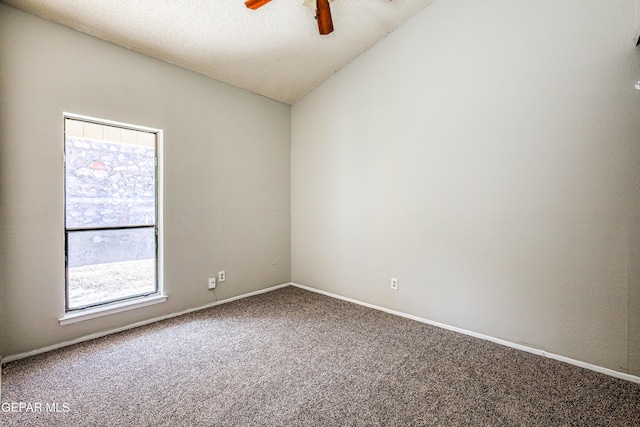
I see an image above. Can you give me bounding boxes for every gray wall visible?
[292,0,640,376]
[0,4,291,357]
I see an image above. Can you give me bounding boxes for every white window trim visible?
[62,112,165,323]
[59,294,168,326]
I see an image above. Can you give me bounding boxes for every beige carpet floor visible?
[1,286,639,426]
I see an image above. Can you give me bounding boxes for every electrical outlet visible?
[208,277,216,289]
[218,271,226,282]
[391,278,398,290]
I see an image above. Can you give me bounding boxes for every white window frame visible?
[59,112,166,325]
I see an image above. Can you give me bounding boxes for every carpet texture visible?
[1,286,639,426]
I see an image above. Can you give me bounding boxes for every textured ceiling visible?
[3,0,434,104]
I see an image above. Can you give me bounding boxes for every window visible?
[64,114,162,314]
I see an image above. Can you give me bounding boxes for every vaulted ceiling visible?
[3,0,434,104]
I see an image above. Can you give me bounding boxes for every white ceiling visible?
[3,0,434,104]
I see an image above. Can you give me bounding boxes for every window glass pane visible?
[65,119,156,228]
[67,228,156,309]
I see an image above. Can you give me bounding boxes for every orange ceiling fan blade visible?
[316,0,334,35]
[245,0,272,10]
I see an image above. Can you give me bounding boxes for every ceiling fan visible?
[245,0,335,35]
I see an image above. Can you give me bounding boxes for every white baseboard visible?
[4,281,639,385]
[290,282,640,384]
[1,283,291,365]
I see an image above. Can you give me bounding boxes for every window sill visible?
[59,295,167,326]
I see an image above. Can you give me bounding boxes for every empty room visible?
[1,0,639,425]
